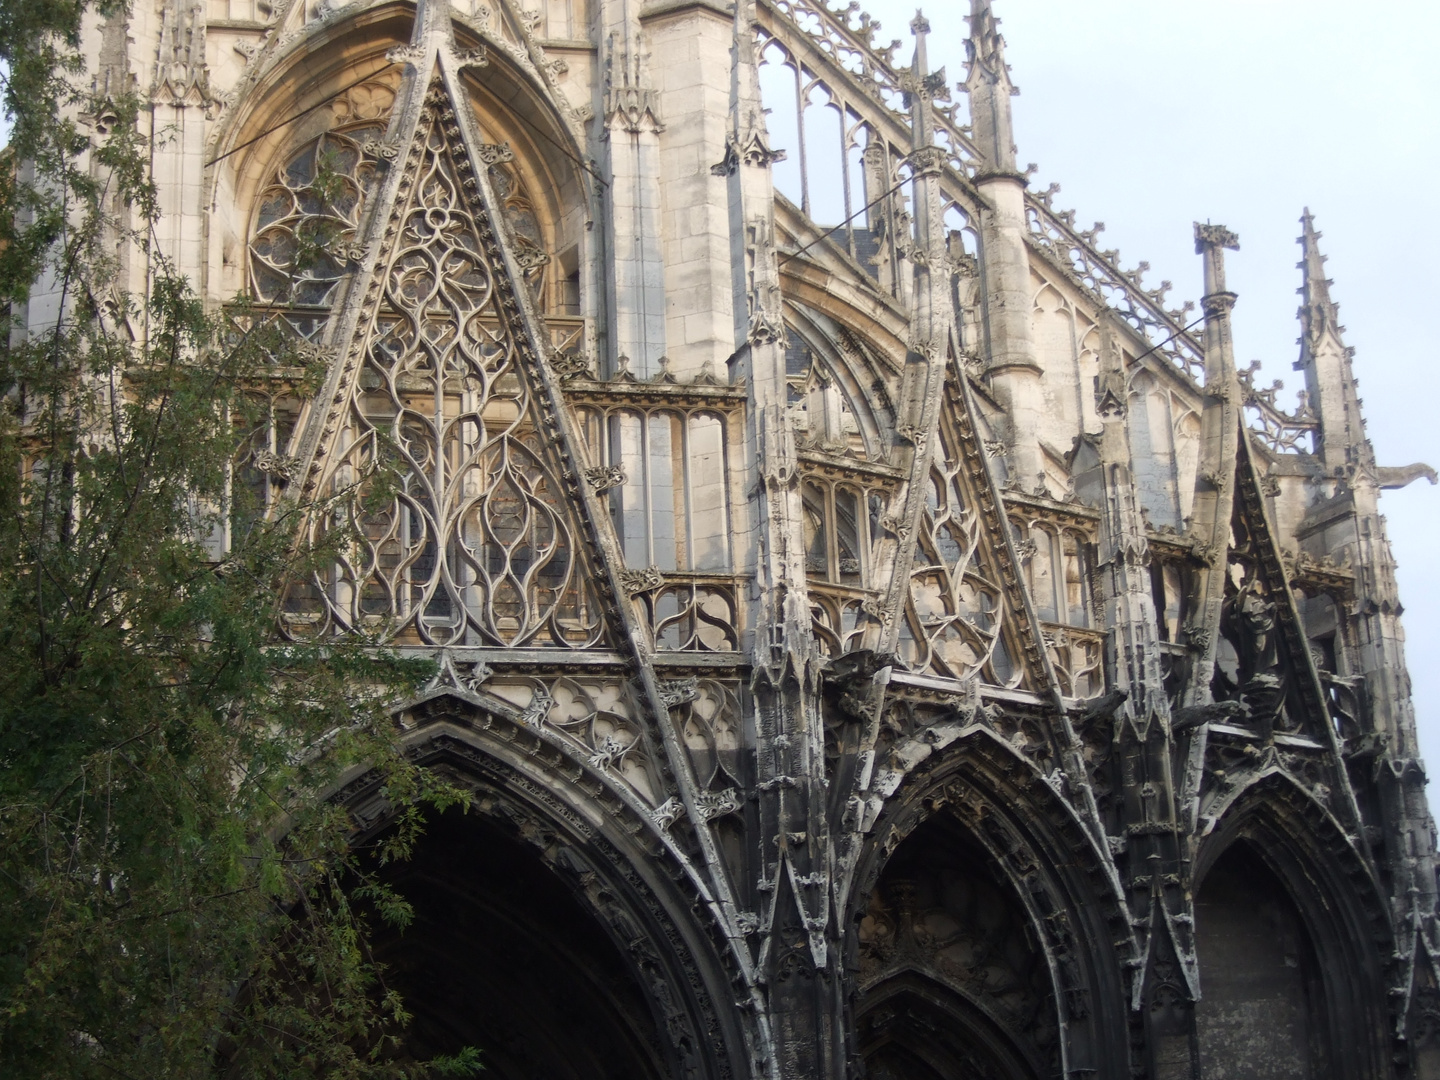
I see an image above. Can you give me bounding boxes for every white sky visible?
[861,0,1440,797]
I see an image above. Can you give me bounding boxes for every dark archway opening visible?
[1194,840,1328,1079]
[854,813,1057,1080]
[364,807,667,1080]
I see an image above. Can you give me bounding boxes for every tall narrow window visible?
[583,406,733,573]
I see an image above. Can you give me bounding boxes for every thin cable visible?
[500,96,608,190]
[1129,313,1207,366]
[777,176,910,267]
[206,65,398,169]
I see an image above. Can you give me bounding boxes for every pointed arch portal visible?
[334,693,751,1080]
[854,813,1056,1080]
[1194,841,1326,1079]
[367,808,668,1078]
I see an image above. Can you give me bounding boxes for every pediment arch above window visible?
[215,5,591,327]
[783,303,895,460]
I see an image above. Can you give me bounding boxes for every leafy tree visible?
[0,4,475,1076]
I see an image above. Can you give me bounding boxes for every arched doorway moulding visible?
[848,725,1136,1080]
[1194,770,1396,1079]
[331,687,757,1080]
[856,971,1046,1080]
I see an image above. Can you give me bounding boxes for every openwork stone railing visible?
[758,0,1314,457]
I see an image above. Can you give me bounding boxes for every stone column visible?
[962,0,1045,487]
[598,0,667,377]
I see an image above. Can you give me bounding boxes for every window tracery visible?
[249,121,391,336]
[803,474,891,658]
[245,79,552,342]
[897,440,1017,687]
[282,83,603,649]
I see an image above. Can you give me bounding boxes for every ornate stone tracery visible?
[283,82,605,648]
[66,0,1440,1074]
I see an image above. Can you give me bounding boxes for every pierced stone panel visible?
[896,441,1018,687]
[672,678,744,792]
[485,676,662,805]
[638,577,741,653]
[285,83,605,649]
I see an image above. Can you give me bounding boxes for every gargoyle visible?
[1075,687,1128,727]
[1374,463,1437,489]
[1170,700,1246,734]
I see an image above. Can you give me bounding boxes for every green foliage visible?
[0,4,480,1078]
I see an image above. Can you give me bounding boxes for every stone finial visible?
[1194,222,1239,300]
[962,0,1019,173]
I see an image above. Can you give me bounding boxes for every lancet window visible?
[1149,551,1192,705]
[575,406,734,573]
[756,29,981,304]
[1011,518,1094,628]
[803,475,892,658]
[757,38,871,233]
[1008,515,1100,696]
[233,390,303,527]
[802,480,877,585]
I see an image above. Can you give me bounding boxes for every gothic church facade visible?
[40,0,1440,1075]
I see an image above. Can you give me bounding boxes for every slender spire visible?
[1292,213,1440,957]
[963,0,1018,174]
[1183,223,1242,708]
[1294,208,1371,472]
[1297,208,1340,335]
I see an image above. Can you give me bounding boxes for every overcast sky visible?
[859,0,1440,794]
